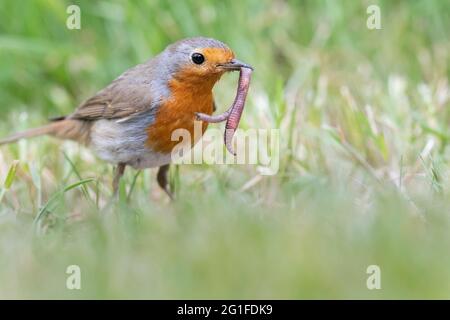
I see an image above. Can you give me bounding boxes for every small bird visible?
[0,37,253,199]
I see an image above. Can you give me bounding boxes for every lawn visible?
[0,0,450,299]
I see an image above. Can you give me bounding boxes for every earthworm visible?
[196,67,253,155]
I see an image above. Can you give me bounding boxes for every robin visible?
[0,37,253,199]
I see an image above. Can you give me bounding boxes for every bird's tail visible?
[0,119,91,146]
[0,124,57,145]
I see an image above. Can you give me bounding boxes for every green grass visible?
[1,0,450,299]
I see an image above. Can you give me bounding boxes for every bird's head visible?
[161,37,253,87]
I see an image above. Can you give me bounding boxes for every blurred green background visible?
[0,0,450,299]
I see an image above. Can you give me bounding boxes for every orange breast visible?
[146,76,216,154]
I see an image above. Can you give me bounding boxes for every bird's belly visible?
[90,118,171,169]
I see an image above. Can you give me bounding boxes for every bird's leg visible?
[112,163,126,196]
[157,164,174,200]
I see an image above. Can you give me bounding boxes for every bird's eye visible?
[191,53,205,65]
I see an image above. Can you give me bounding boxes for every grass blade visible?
[4,160,19,189]
[33,178,95,228]
[0,160,19,204]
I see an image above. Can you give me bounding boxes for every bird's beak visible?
[218,59,254,71]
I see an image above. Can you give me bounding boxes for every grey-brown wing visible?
[70,83,154,121]
[69,62,164,121]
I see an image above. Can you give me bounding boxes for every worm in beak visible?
[196,64,253,155]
